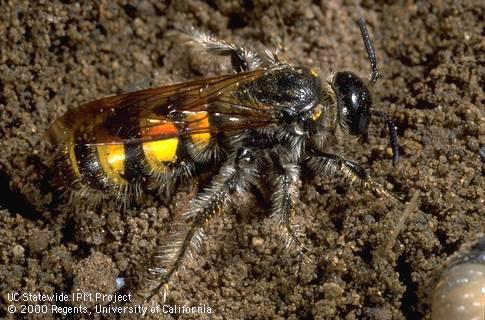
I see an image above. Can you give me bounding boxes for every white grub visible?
[431,237,485,320]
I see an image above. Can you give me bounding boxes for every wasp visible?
[47,19,399,301]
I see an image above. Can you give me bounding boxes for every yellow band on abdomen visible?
[66,134,81,178]
[141,119,179,172]
[186,111,211,148]
[96,143,128,185]
[143,138,178,169]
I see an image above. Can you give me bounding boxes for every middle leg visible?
[271,163,309,257]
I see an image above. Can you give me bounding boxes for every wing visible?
[47,69,278,147]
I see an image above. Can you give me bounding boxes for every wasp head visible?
[332,71,371,136]
[330,71,399,165]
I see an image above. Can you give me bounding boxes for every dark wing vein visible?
[48,69,279,146]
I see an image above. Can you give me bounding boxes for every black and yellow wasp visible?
[47,19,399,301]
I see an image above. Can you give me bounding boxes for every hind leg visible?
[180,28,264,72]
[144,147,259,302]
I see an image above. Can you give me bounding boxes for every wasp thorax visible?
[332,71,372,136]
[431,237,485,320]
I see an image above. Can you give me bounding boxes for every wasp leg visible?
[145,148,258,302]
[180,28,262,72]
[306,149,399,200]
[271,163,309,258]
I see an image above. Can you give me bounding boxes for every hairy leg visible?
[179,27,262,72]
[144,148,258,302]
[270,163,309,257]
[306,148,400,200]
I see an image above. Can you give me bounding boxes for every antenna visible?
[358,18,379,86]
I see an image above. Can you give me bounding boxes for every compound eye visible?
[333,71,372,135]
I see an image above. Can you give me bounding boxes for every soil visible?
[0,1,483,319]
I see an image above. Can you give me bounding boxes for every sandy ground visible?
[0,1,483,319]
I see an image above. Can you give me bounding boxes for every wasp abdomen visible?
[55,111,215,201]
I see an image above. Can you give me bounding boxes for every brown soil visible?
[0,1,483,319]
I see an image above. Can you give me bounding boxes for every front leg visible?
[306,148,400,200]
[144,148,258,302]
